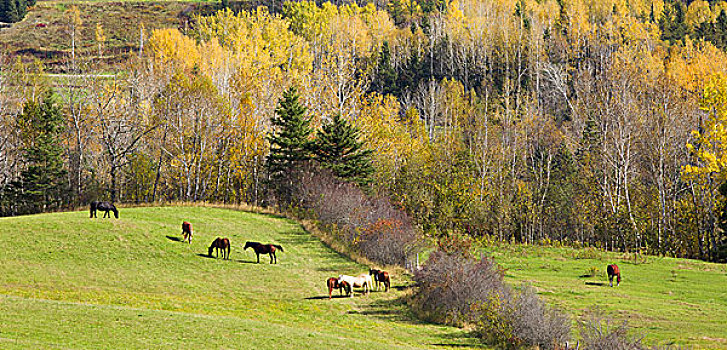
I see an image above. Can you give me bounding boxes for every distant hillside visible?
[0,1,219,72]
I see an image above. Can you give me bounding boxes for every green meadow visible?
[482,244,727,349]
[0,206,481,349]
[2,206,726,349]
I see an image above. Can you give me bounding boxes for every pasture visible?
[0,206,481,349]
[482,244,727,349]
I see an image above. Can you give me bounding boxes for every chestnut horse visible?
[244,241,284,264]
[607,264,621,287]
[327,277,350,299]
[181,221,193,244]
[208,237,230,259]
[90,201,118,218]
[369,269,390,292]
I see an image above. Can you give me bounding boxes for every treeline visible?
[1,0,727,261]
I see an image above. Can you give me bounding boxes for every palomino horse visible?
[337,274,372,297]
[181,221,193,244]
[90,201,118,218]
[369,269,390,292]
[244,241,284,264]
[327,277,351,299]
[607,264,621,287]
[208,237,230,259]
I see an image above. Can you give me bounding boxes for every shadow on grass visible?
[305,295,351,300]
[430,331,490,349]
[585,281,606,286]
[196,253,214,259]
[166,235,183,242]
[235,259,259,264]
[579,274,595,278]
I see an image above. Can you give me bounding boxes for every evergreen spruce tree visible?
[266,87,314,203]
[314,113,374,186]
[12,91,68,214]
[716,9,727,49]
[0,0,28,23]
[370,41,399,96]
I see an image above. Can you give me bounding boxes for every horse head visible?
[112,207,119,219]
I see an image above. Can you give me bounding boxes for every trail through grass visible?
[0,206,483,349]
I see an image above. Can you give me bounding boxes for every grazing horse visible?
[607,264,621,287]
[208,237,230,259]
[90,201,118,218]
[327,277,350,299]
[337,274,372,297]
[89,201,99,218]
[181,221,193,244]
[369,269,390,292]
[244,241,284,264]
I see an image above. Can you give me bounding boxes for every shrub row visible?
[293,166,420,267]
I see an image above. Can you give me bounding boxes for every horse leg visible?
[256,253,260,264]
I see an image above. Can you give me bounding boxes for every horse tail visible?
[273,244,284,252]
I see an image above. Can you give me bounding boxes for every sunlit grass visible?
[0,206,483,349]
[480,243,727,349]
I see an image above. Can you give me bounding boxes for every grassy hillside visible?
[0,206,483,349]
[0,1,218,72]
[481,244,727,349]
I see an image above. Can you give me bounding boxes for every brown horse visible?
[181,221,193,244]
[327,277,351,299]
[208,237,230,259]
[244,241,284,264]
[607,264,621,287]
[369,269,390,292]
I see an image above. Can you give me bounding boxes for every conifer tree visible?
[314,113,374,186]
[0,0,29,23]
[9,91,68,214]
[266,87,314,203]
[370,41,399,96]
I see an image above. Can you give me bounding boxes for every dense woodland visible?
[2,0,727,262]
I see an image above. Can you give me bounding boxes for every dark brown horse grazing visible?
[327,277,350,299]
[244,241,284,264]
[208,237,230,259]
[369,269,390,292]
[90,201,118,218]
[181,221,193,244]
[607,264,621,287]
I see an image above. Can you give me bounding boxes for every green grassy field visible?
[481,244,727,349]
[0,206,483,349]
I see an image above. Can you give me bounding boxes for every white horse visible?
[337,274,372,297]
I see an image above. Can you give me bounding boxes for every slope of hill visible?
[0,1,217,72]
[482,244,727,349]
[0,206,483,349]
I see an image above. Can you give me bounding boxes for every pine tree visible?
[0,0,28,23]
[716,9,727,49]
[314,114,374,186]
[11,91,68,214]
[266,87,314,203]
[370,41,399,96]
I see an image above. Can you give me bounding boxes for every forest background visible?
[2,0,727,263]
